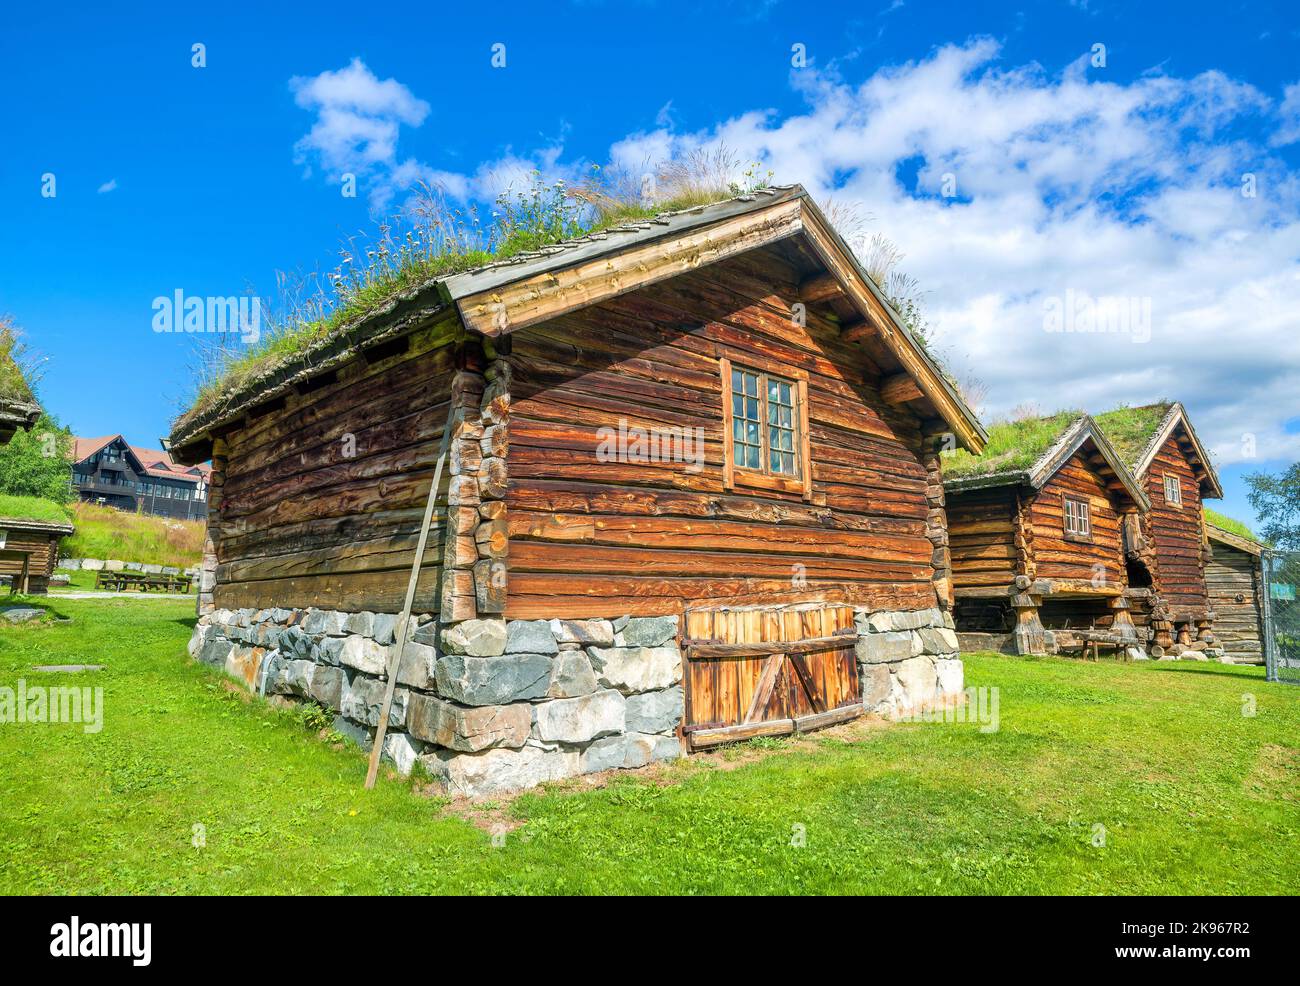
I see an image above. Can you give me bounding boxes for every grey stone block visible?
[625,686,684,734]
[505,620,559,655]
[434,653,552,706]
[587,646,681,694]
[441,619,507,656]
[533,689,626,744]
[547,650,599,698]
[855,631,913,664]
[619,616,678,647]
[407,693,531,751]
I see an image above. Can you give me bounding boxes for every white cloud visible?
[286,44,1300,472]
[593,41,1300,469]
[97,179,117,194]
[289,58,432,207]
[1273,81,1300,146]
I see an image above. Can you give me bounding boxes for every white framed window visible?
[1063,496,1091,539]
[1163,473,1182,507]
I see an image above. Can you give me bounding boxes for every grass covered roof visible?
[1092,402,1174,471]
[0,494,73,527]
[177,168,772,435]
[941,410,1083,481]
[1204,506,1264,545]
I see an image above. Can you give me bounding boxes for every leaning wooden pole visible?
[365,407,454,790]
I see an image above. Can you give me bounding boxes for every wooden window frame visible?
[720,357,813,501]
[1062,495,1092,542]
[1163,472,1182,508]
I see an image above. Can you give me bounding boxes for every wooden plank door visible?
[681,604,861,749]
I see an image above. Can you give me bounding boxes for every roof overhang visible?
[0,516,74,536]
[1206,524,1264,556]
[1132,403,1223,499]
[0,397,42,446]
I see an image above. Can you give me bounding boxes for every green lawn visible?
[1,596,1297,894]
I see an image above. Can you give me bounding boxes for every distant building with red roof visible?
[71,435,211,520]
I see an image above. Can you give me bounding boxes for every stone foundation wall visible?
[189,609,685,796]
[190,603,963,796]
[854,606,964,717]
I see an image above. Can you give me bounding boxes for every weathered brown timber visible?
[503,250,944,619]
[682,603,860,746]
[1205,526,1266,663]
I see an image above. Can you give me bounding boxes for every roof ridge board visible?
[438,185,805,301]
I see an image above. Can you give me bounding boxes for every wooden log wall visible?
[1028,450,1128,590]
[211,314,461,613]
[1142,432,1209,619]
[946,487,1018,589]
[0,528,63,592]
[1205,542,1265,663]
[502,249,942,620]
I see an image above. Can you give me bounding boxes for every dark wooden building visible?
[943,413,1149,655]
[168,185,989,794]
[1204,516,1267,665]
[71,435,210,520]
[1096,403,1223,656]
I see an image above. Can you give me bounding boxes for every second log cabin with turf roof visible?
[1095,402,1225,658]
[0,496,74,595]
[166,184,989,795]
[1203,508,1269,666]
[941,411,1150,657]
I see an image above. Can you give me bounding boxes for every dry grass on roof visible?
[182,152,775,426]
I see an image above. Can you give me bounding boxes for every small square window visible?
[1064,496,1091,538]
[1163,473,1182,506]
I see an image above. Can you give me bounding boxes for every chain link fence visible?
[1263,550,1300,685]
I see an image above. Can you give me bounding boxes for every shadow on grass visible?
[1144,663,1265,680]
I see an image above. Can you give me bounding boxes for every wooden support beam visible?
[880,372,925,405]
[799,272,843,304]
[840,319,873,345]
[682,631,855,660]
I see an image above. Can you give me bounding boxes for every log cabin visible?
[167,184,989,795]
[1095,402,1224,658]
[1203,510,1268,665]
[942,412,1149,656]
[0,504,74,595]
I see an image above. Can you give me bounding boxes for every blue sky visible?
[2,0,1298,526]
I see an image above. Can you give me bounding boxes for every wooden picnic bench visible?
[94,570,193,593]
